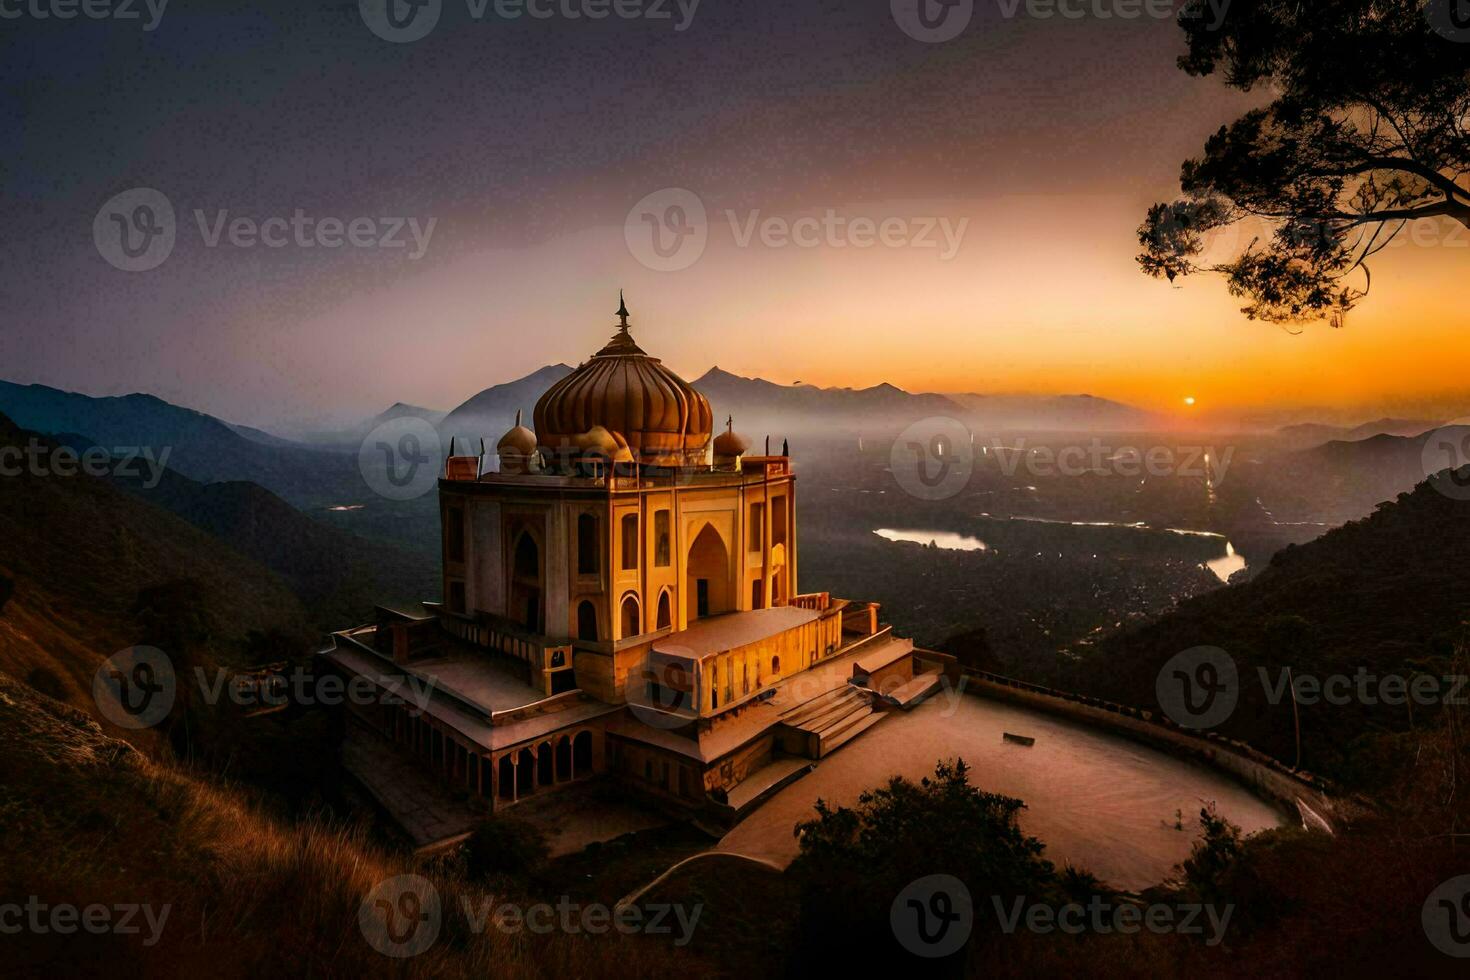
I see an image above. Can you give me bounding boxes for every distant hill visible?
[0,410,313,717]
[439,364,574,445]
[0,380,365,509]
[1060,466,1470,786]
[947,391,1160,432]
[300,401,448,451]
[1241,425,1470,525]
[108,464,437,631]
[1275,417,1441,450]
[436,364,1160,453]
[692,367,969,441]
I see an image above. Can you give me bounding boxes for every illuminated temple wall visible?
[438,465,798,703]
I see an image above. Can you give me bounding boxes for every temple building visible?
[321,298,934,841]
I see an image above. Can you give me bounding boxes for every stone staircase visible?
[778,684,887,758]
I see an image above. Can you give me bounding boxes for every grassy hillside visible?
[0,672,694,978]
[108,465,437,631]
[1056,472,1470,786]
[0,411,314,716]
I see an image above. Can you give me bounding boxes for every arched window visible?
[771,656,780,675]
[577,600,598,642]
[656,590,672,630]
[620,514,639,570]
[621,595,640,638]
[577,514,600,575]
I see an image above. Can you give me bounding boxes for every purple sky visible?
[5,1,1461,430]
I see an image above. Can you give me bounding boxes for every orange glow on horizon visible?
[256,195,1470,430]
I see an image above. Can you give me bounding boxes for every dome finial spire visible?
[597,290,644,356]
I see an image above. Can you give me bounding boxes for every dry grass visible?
[0,672,702,978]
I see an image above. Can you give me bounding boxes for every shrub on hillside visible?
[786,759,1059,972]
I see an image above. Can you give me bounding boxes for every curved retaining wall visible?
[914,652,1343,834]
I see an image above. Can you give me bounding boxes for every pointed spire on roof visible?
[596,290,646,356]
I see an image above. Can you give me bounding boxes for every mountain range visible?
[1274,417,1443,451]
[0,380,362,509]
[1059,462,1470,786]
[434,364,1165,450]
[0,410,314,712]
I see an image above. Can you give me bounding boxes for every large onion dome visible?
[534,295,712,467]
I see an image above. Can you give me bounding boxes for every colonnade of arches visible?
[494,729,595,802]
[377,701,595,805]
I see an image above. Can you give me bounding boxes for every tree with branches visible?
[1139,0,1470,327]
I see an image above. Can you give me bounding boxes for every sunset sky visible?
[3,1,1466,430]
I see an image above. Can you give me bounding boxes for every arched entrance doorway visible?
[656,590,672,630]
[685,523,731,622]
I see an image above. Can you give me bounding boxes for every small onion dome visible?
[573,425,621,458]
[609,429,635,464]
[713,416,749,458]
[497,410,538,473]
[497,412,537,456]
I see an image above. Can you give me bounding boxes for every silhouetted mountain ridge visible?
[0,410,312,712]
[1056,468,1470,786]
